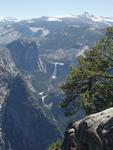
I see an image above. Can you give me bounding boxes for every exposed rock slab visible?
[62,107,113,150]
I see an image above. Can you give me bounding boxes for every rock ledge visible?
[62,107,113,150]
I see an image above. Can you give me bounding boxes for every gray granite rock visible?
[62,108,113,150]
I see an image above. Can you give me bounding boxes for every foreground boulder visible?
[62,107,113,150]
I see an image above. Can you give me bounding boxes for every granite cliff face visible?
[0,44,61,150]
[62,108,113,150]
[7,39,39,73]
[1,75,60,150]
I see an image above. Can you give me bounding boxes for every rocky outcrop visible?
[0,66,61,150]
[0,48,61,150]
[7,39,39,73]
[62,108,113,150]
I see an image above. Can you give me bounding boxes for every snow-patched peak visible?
[81,12,113,23]
[90,15,103,22]
[1,13,113,24]
[103,18,113,22]
[45,12,91,22]
[46,14,79,22]
[81,12,90,18]
[90,15,113,23]
[0,16,19,22]
[42,12,113,24]
[47,17,62,22]
[80,12,103,22]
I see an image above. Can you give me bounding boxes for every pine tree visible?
[61,27,113,116]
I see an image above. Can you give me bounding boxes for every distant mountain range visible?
[1,12,113,25]
[38,12,113,25]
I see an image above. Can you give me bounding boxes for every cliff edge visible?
[62,107,113,150]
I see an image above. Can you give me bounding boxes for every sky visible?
[0,0,113,19]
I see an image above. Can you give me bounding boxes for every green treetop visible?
[61,27,113,116]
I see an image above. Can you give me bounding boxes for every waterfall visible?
[51,62,64,79]
[41,95,47,104]
[39,92,47,104]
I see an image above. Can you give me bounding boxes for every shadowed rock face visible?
[0,42,63,149]
[7,39,39,73]
[62,108,113,150]
[0,71,61,150]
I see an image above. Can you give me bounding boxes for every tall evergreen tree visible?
[61,27,113,116]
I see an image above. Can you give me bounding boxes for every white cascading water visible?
[39,92,43,95]
[41,95,47,104]
[51,62,64,79]
[39,92,47,105]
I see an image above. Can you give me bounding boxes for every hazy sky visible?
[0,0,113,19]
